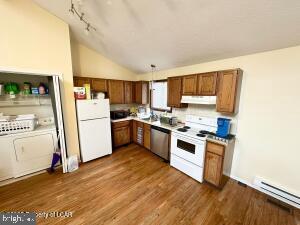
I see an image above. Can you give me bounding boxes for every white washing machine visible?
[0,125,58,181]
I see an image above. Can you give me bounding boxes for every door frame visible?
[0,66,69,173]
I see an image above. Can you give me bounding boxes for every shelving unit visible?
[0,94,52,107]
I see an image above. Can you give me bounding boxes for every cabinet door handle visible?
[21,146,25,153]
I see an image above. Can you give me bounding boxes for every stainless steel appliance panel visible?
[151,126,170,160]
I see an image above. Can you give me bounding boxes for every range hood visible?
[181,96,217,105]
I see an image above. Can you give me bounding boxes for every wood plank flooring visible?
[0,144,299,225]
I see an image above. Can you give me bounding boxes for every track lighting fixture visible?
[69,0,96,34]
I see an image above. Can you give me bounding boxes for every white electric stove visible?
[170,115,218,182]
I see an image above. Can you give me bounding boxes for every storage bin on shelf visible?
[0,116,37,135]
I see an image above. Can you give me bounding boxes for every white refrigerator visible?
[76,99,112,162]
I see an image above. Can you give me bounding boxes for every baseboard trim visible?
[0,165,62,187]
[229,175,300,209]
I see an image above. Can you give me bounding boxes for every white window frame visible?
[150,80,171,112]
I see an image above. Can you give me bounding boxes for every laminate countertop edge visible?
[111,117,182,131]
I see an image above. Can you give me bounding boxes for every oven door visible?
[171,133,205,167]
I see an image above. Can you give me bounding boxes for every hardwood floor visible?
[0,144,299,225]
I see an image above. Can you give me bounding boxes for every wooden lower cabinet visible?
[132,120,144,145]
[204,141,235,188]
[143,123,151,150]
[132,120,151,149]
[204,151,223,186]
[112,121,131,148]
[132,120,137,143]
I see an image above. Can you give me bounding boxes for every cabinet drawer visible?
[112,120,130,129]
[206,141,224,156]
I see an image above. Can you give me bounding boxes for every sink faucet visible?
[150,111,159,121]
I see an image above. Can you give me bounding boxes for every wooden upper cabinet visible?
[135,81,149,104]
[182,75,197,95]
[124,81,133,104]
[108,80,124,104]
[135,81,142,104]
[91,78,107,92]
[73,76,91,87]
[132,82,136,103]
[141,82,149,104]
[167,77,187,108]
[197,72,218,96]
[216,69,242,114]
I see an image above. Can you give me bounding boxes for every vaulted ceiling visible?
[34,0,300,73]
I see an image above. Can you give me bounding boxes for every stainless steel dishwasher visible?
[150,125,170,160]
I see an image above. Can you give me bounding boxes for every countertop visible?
[111,117,235,146]
[205,137,235,146]
[111,116,182,131]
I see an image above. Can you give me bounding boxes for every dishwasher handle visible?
[151,125,170,134]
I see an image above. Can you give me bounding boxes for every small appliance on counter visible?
[216,117,231,137]
[110,110,129,120]
[160,115,178,126]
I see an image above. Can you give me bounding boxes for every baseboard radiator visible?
[254,177,300,209]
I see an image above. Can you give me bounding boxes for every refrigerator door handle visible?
[80,117,108,122]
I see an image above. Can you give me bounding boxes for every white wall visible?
[139,45,300,195]
[71,41,137,80]
[0,0,79,156]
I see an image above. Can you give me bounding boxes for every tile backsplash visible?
[171,104,238,134]
[110,104,138,111]
[111,103,238,135]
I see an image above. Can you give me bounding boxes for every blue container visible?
[216,118,231,137]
